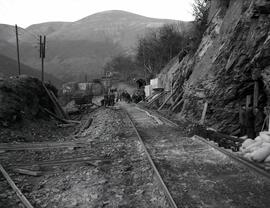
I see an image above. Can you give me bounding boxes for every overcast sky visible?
[0,0,195,28]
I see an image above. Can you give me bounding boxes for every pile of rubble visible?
[0,75,57,126]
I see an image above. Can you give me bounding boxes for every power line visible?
[18,27,48,51]
[14,25,48,83]
[17,27,40,41]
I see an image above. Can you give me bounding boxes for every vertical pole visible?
[40,35,46,83]
[39,36,42,58]
[41,48,44,82]
[268,115,270,132]
[266,107,270,132]
[43,36,46,58]
[40,36,43,82]
[246,95,252,109]
[42,36,46,83]
[239,102,242,126]
[200,102,208,125]
[15,24,21,75]
[253,81,259,109]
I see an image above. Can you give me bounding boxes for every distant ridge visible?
[0,10,192,82]
[0,54,61,86]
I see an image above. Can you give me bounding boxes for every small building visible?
[144,85,152,97]
[150,78,163,89]
[62,82,78,94]
[62,81,104,96]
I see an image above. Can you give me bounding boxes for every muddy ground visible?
[1,104,270,208]
[0,106,169,208]
[123,103,270,208]
[138,126,270,208]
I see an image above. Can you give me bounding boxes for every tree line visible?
[104,0,209,83]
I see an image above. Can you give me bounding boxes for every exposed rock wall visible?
[167,0,270,133]
[157,56,179,92]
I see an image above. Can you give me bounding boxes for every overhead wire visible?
[17,27,40,41]
[14,25,48,62]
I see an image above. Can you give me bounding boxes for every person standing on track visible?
[110,90,115,106]
[104,93,109,107]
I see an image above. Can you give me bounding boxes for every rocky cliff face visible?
[168,0,270,133]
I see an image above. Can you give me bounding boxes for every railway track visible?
[2,104,270,208]
[125,111,179,208]
[0,106,173,208]
[122,103,270,208]
[146,107,270,180]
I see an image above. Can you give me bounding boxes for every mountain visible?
[20,22,70,42]
[0,54,61,86]
[0,24,17,42]
[0,10,191,82]
[19,10,190,48]
[0,24,18,58]
[44,10,190,48]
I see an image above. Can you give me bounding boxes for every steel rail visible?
[143,107,270,182]
[141,107,179,128]
[8,156,108,167]
[124,110,179,208]
[0,164,34,208]
[0,142,88,151]
[193,135,270,182]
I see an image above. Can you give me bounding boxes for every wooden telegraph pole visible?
[40,35,46,82]
[252,68,261,110]
[253,81,259,108]
[15,24,21,75]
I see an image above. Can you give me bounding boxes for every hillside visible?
[0,54,61,86]
[158,0,270,134]
[17,10,190,48]
[46,10,190,48]
[0,10,191,82]
[17,22,70,43]
[0,24,18,42]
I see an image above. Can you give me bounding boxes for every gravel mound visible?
[0,75,57,126]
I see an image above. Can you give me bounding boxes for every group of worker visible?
[120,90,132,103]
[239,104,268,139]
[101,89,133,106]
[102,90,115,107]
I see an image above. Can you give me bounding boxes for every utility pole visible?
[15,24,21,75]
[40,35,46,82]
[252,68,261,111]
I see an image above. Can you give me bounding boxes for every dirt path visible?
[122,103,270,208]
[0,106,170,208]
